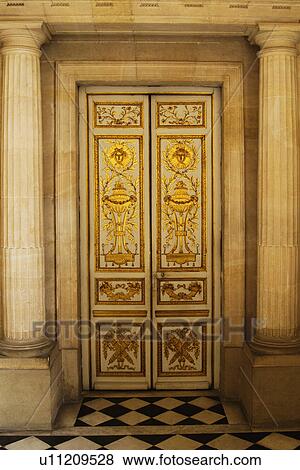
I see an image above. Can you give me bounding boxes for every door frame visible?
[79,86,221,390]
[55,61,245,400]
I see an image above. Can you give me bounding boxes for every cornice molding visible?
[0,2,300,37]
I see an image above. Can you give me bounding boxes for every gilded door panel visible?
[157,278,207,305]
[157,135,206,271]
[152,95,213,389]
[88,94,151,390]
[157,322,208,376]
[95,322,146,377]
[94,135,144,271]
[86,92,216,391]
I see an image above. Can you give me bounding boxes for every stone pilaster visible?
[249,24,300,353]
[0,22,52,356]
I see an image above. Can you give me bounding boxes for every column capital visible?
[0,20,51,54]
[248,23,300,54]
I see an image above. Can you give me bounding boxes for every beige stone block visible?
[240,344,300,428]
[62,349,81,402]
[0,346,63,430]
[220,346,243,400]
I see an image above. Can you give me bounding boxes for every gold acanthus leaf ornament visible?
[99,280,141,301]
[96,104,142,127]
[161,281,202,301]
[158,103,205,127]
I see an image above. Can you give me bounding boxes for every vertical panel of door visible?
[151,94,213,389]
[88,94,151,389]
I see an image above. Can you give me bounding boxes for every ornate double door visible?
[81,90,220,390]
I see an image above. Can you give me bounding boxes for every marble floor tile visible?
[0,432,300,450]
[5,436,51,450]
[84,398,114,411]
[257,432,300,450]
[192,410,226,425]
[208,434,252,450]
[55,436,101,450]
[157,435,200,450]
[105,436,151,450]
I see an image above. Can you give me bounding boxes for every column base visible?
[249,335,300,355]
[0,337,54,358]
[0,343,63,430]
[240,343,300,428]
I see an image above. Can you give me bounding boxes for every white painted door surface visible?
[82,90,218,390]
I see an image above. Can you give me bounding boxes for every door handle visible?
[153,272,165,280]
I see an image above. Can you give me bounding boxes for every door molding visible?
[55,61,245,399]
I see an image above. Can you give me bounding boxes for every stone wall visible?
[40,35,259,395]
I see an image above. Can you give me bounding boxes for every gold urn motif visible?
[164,180,198,265]
[102,182,137,266]
[103,181,137,214]
[164,180,197,213]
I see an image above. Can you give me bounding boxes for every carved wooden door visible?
[88,95,151,390]
[87,92,214,390]
[151,95,213,389]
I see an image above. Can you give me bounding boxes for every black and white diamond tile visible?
[0,432,300,450]
[75,395,228,426]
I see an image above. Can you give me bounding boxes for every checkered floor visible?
[1,432,300,450]
[75,396,228,426]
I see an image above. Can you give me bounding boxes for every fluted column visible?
[250,25,300,353]
[0,23,52,356]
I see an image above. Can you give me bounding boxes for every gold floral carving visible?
[94,136,144,271]
[164,328,200,371]
[95,102,143,127]
[102,327,139,371]
[160,137,205,267]
[161,281,203,301]
[157,102,206,127]
[95,279,144,304]
[157,135,206,271]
